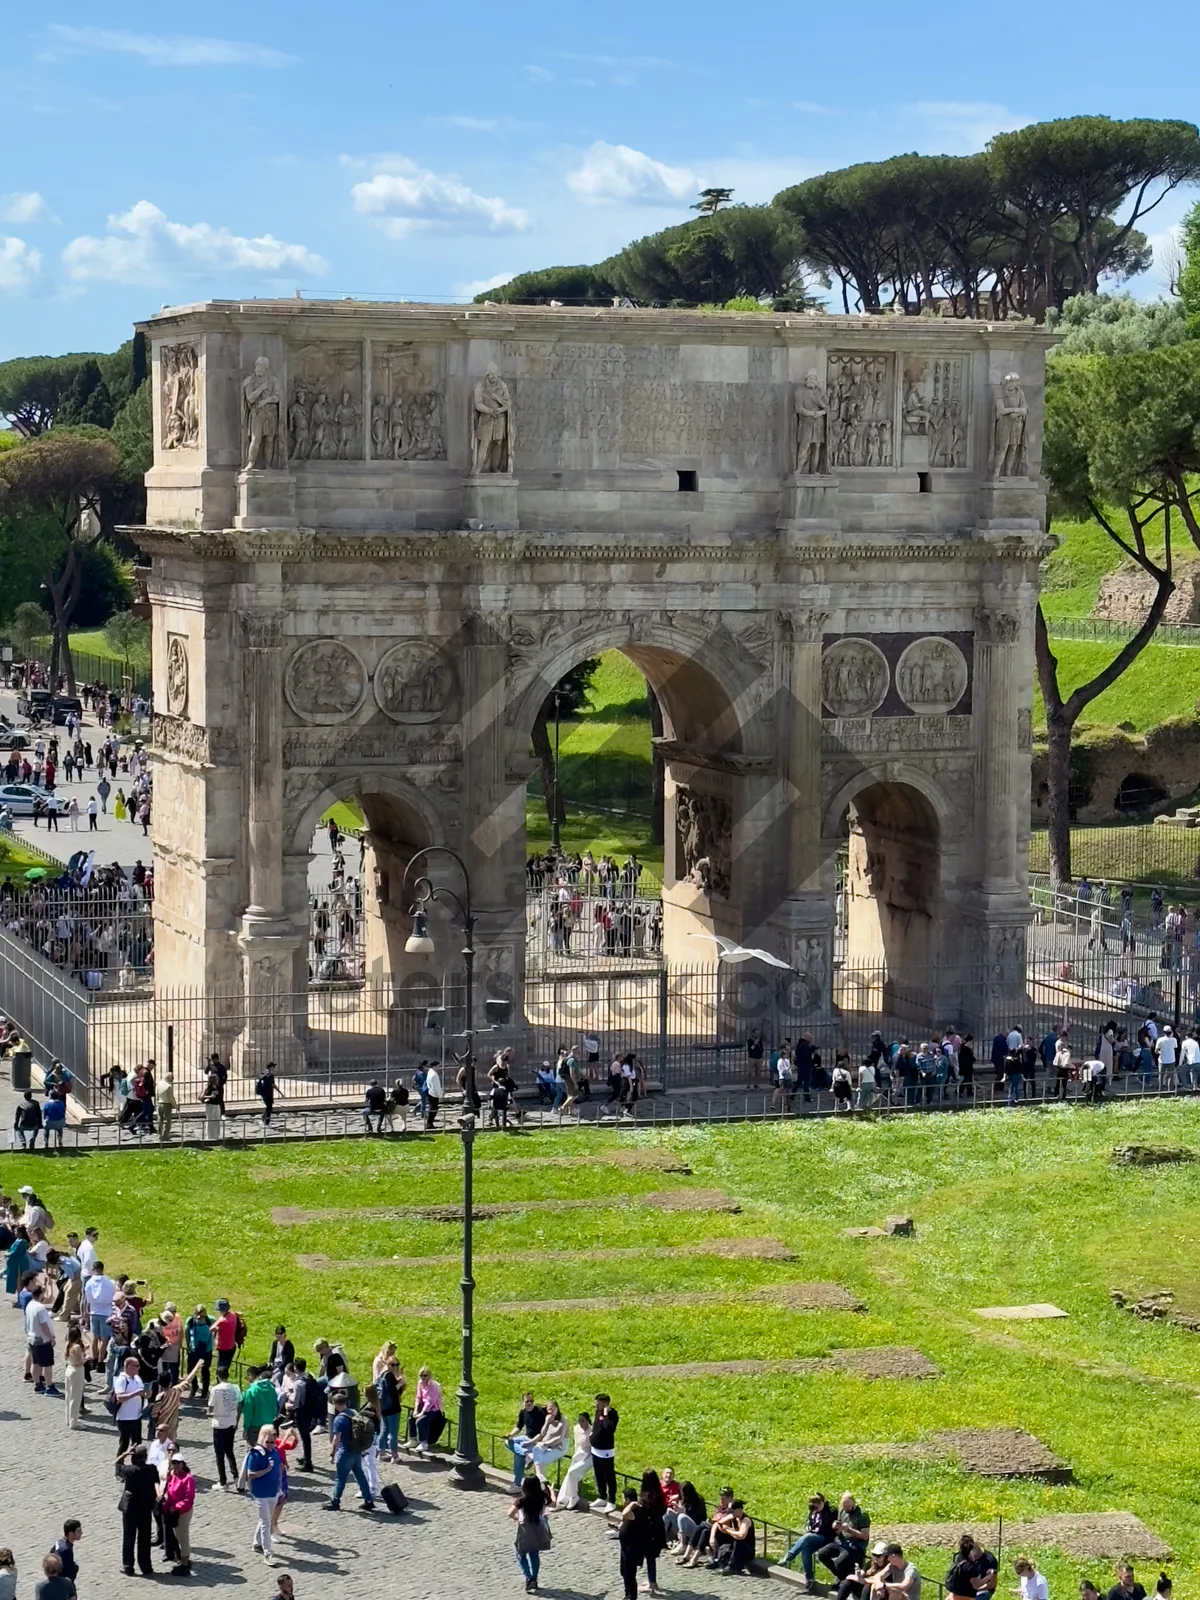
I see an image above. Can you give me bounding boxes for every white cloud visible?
[522,65,556,84]
[351,158,529,237]
[904,100,1022,151]
[456,272,513,299]
[431,115,543,136]
[793,100,836,117]
[566,142,695,206]
[0,236,43,294]
[1,191,54,224]
[62,201,326,283]
[48,25,297,69]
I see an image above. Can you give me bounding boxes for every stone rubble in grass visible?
[974,1302,1070,1320]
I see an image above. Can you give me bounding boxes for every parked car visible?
[0,729,31,752]
[52,694,83,725]
[0,783,47,816]
[16,688,53,720]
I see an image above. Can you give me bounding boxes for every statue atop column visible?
[243,356,283,470]
[472,364,514,474]
[793,370,829,475]
[991,372,1028,477]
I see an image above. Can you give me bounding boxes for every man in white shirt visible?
[1156,1026,1179,1086]
[1014,1558,1049,1600]
[1005,1028,1023,1053]
[84,1261,117,1363]
[25,1286,58,1395]
[1180,1030,1200,1091]
[1084,1056,1107,1104]
[208,1374,243,1490]
[146,1421,177,1536]
[113,1354,146,1456]
[423,1065,442,1129]
[77,1227,100,1275]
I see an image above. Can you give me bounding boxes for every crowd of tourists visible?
[1,730,152,835]
[0,1186,1179,1600]
[747,1011,1200,1111]
[0,856,153,986]
[526,848,648,898]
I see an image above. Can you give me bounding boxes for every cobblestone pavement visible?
[0,1291,737,1599]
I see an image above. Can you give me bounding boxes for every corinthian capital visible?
[975,607,1021,645]
[239,612,284,649]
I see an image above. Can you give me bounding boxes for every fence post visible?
[657,968,668,1089]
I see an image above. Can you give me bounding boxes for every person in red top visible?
[660,1468,682,1511]
[273,1424,300,1535]
[213,1300,239,1379]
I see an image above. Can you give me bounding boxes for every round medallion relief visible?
[820,639,890,719]
[165,635,189,716]
[284,639,368,724]
[895,636,968,715]
[373,641,456,724]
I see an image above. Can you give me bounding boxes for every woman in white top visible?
[551,1412,592,1510]
[372,1340,396,1382]
[524,1401,568,1485]
[1014,1556,1048,1600]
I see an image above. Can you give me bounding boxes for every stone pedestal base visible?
[764,895,835,1023]
[977,477,1043,534]
[229,912,306,1083]
[235,469,297,530]
[778,474,839,548]
[463,474,519,531]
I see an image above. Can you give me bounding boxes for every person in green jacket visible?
[240,1367,279,1447]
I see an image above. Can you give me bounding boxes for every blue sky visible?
[1,0,1198,360]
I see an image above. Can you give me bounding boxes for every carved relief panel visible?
[284,639,368,723]
[901,356,966,468]
[165,634,189,717]
[160,343,200,450]
[372,641,457,722]
[827,353,895,468]
[676,786,732,900]
[370,343,446,461]
[821,633,973,719]
[287,343,364,462]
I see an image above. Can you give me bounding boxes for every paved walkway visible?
[0,1288,735,1598]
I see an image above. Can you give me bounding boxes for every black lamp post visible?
[550,685,563,854]
[402,845,485,1490]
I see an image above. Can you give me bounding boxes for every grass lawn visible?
[0,834,53,877]
[7,1102,1200,1590]
[1033,639,1200,731]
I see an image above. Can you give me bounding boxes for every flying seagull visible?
[688,933,792,969]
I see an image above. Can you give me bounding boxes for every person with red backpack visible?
[213,1300,246,1380]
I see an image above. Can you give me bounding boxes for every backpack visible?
[350,1410,376,1452]
[234,1313,248,1348]
[255,1076,268,1098]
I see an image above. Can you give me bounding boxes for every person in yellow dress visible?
[114,789,128,822]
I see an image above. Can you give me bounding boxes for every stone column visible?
[970,605,1030,1010]
[974,607,1022,892]
[232,611,305,1076]
[767,611,834,1013]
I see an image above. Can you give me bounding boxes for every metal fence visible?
[525,887,663,973]
[1,884,153,986]
[9,943,1199,1118]
[1028,825,1200,887]
[1046,615,1200,650]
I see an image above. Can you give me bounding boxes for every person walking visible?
[511,1475,550,1594]
[618,1487,651,1600]
[241,1365,280,1448]
[291,1358,320,1470]
[321,1390,376,1513]
[49,1522,81,1592]
[25,1283,58,1396]
[640,1470,668,1597]
[156,1073,177,1142]
[87,795,98,830]
[247,1424,284,1566]
[257,1063,278,1126]
[208,1368,241,1489]
[591,1393,619,1511]
[423,1063,442,1128]
[118,1443,159,1577]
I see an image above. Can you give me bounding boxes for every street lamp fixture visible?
[401,846,485,1491]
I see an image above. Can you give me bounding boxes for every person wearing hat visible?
[836,1544,891,1600]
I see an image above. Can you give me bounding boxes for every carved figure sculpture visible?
[388,393,407,459]
[991,372,1028,477]
[309,390,331,460]
[284,640,367,722]
[334,389,361,460]
[472,364,514,474]
[928,359,966,468]
[895,637,969,716]
[165,635,189,716]
[242,356,283,470]
[161,343,199,450]
[373,641,455,722]
[820,639,890,719]
[794,370,829,475]
[902,361,929,435]
[288,385,311,461]
[371,394,389,455]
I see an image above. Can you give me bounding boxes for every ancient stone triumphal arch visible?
[137,300,1050,1071]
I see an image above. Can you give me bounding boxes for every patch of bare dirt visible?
[296,1236,792,1272]
[774,1282,865,1312]
[359,1281,864,1319]
[832,1346,940,1379]
[1111,1144,1195,1166]
[534,1346,937,1382]
[933,1428,1071,1481]
[251,1148,692,1184]
[271,1188,737,1226]
[874,1513,1169,1561]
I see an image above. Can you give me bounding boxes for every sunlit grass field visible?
[6,1101,1200,1589]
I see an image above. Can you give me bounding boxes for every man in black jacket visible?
[292,1359,321,1470]
[591,1393,619,1510]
